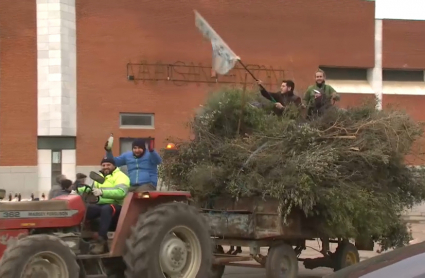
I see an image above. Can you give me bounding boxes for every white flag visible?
[194,10,240,75]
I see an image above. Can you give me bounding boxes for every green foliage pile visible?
[160,87,425,250]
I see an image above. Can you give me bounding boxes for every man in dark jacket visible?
[50,179,73,199]
[73,173,87,190]
[256,79,302,115]
[48,174,66,200]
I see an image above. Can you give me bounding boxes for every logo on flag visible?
[194,10,240,75]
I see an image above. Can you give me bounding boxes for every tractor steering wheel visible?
[79,185,100,204]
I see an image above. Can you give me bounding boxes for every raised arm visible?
[256,80,277,103]
[105,150,126,167]
[259,86,274,101]
[149,150,162,165]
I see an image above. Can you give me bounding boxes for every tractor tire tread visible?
[0,234,79,278]
[124,201,212,278]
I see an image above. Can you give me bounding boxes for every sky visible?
[375,0,425,21]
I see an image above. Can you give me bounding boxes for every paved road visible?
[221,241,377,278]
[224,264,331,277]
[220,245,336,278]
[223,222,425,278]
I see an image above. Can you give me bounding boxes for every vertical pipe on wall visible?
[374,19,383,110]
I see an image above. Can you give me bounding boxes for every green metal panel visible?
[37,136,76,150]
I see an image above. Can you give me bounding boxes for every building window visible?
[382,70,424,82]
[120,113,154,129]
[319,66,368,81]
[51,150,62,187]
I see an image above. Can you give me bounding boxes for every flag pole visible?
[194,10,276,103]
[237,73,249,135]
[237,59,277,103]
[237,59,258,81]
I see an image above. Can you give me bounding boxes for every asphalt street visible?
[224,264,332,278]
[220,241,378,278]
[220,223,425,278]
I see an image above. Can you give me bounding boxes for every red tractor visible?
[0,172,212,278]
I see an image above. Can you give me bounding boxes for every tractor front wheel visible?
[124,202,213,278]
[0,234,79,278]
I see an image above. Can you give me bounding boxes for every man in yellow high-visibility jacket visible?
[79,157,130,254]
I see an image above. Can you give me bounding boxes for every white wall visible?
[36,0,77,136]
[369,19,383,109]
[36,0,77,196]
[376,0,425,21]
[38,150,52,197]
[62,150,76,182]
[76,166,100,184]
[0,167,38,199]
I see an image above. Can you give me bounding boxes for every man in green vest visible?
[304,69,340,118]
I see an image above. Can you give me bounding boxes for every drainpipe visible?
[374,19,383,110]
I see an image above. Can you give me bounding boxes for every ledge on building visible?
[383,81,425,95]
[382,69,425,95]
[326,79,374,94]
[319,66,374,94]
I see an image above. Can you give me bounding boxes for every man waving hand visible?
[105,138,162,192]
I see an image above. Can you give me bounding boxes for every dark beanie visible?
[100,156,116,165]
[132,139,146,150]
[76,173,87,179]
[60,179,73,190]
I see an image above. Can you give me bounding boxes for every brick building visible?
[1,0,425,197]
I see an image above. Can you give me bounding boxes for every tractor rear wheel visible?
[210,245,225,278]
[0,234,79,278]
[124,202,213,278]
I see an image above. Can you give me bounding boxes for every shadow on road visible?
[223,264,332,278]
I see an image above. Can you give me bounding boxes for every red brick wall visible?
[0,1,37,166]
[381,20,425,164]
[383,20,425,69]
[74,0,425,166]
[383,95,425,165]
[76,0,377,164]
[337,93,376,108]
[2,1,425,167]
[382,19,425,164]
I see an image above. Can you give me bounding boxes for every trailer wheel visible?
[254,247,270,267]
[265,243,298,278]
[333,242,360,271]
[124,202,213,278]
[0,234,79,278]
[210,245,225,278]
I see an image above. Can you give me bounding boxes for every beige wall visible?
[0,167,38,199]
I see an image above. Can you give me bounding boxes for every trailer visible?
[204,196,373,278]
